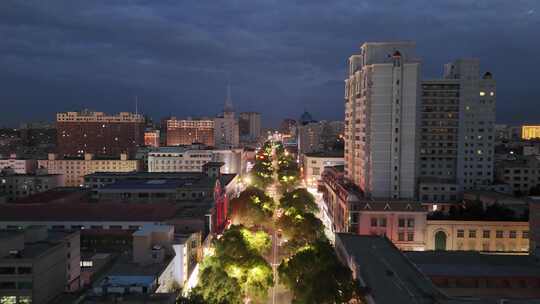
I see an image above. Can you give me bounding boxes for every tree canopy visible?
[229,186,275,229]
[278,240,360,304]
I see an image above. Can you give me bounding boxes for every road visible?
[266,145,292,304]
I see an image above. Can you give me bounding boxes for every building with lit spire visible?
[214,85,239,148]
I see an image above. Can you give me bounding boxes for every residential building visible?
[0,169,64,202]
[239,112,261,141]
[164,117,214,147]
[496,156,540,195]
[0,155,36,174]
[344,42,421,199]
[56,110,145,158]
[522,125,540,140]
[297,120,344,155]
[147,145,244,174]
[0,227,80,304]
[214,88,239,149]
[425,220,529,252]
[144,129,160,147]
[445,60,496,191]
[302,151,344,188]
[319,166,427,251]
[279,119,297,136]
[38,153,139,187]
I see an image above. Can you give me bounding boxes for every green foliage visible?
[197,256,243,304]
[280,188,319,215]
[229,187,275,229]
[278,240,359,304]
[276,211,325,254]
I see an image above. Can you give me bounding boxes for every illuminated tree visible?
[229,187,275,229]
[197,226,274,304]
[276,211,325,254]
[278,240,360,304]
[279,188,319,215]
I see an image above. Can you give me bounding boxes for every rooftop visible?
[352,201,426,212]
[406,251,540,278]
[304,151,344,158]
[336,233,445,304]
[0,202,181,222]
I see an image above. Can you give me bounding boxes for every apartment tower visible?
[344,42,421,199]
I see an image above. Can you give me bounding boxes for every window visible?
[370,218,377,227]
[407,219,414,227]
[496,230,503,238]
[407,232,414,241]
[457,230,464,238]
[17,267,32,274]
[509,231,516,239]
[483,230,490,238]
[398,232,404,241]
[109,225,123,230]
[398,219,405,227]
[380,218,387,227]
[0,267,15,275]
[469,230,476,238]
[81,261,93,268]
[523,231,529,239]
[17,282,32,290]
[0,282,16,289]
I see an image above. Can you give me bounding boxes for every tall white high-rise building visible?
[214,86,240,149]
[344,42,421,199]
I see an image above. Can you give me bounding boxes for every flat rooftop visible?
[336,233,445,304]
[0,202,181,222]
[406,251,540,278]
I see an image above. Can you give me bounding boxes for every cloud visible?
[0,0,539,126]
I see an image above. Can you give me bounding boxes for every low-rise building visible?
[0,169,63,202]
[302,151,344,188]
[335,234,446,304]
[147,145,244,174]
[425,220,529,252]
[0,155,36,174]
[144,129,160,148]
[38,153,140,187]
[407,251,540,300]
[319,166,427,251]
[496,156,540,195]
[0,227,80,304]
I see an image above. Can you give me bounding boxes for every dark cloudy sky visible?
[1,0,539,127]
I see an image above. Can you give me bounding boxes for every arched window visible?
[435,231,447,251]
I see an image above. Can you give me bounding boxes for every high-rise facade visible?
[239,112,261,141]
[446,59,496,191]
[165,117,214,147]
[56,110,144,157]
[344,42,421,199]
[418,60,496,202]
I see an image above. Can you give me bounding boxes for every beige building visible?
[522,125,540,140]
[38,153,139,187]
[302,151,344,188]
[426,220,529,252]
[0,156,36,174]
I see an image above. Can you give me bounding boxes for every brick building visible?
[56,110,144,158]
[164,117,214,147]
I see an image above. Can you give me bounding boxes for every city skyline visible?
[1,1,540,127]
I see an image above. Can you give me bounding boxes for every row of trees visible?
[276,188,361,303]
[183,141,361,303]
